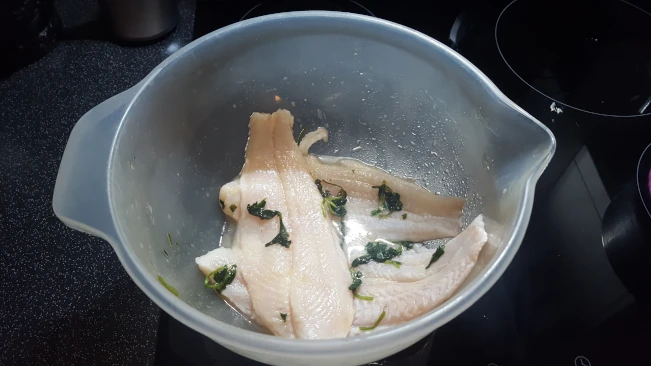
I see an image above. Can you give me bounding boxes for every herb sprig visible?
[247,199,291,248]
[370,180,403,217]
[204,264,237,293]
[157,276,179,297]
[359,308,386,331]
[296,128,307,145]
[352,241,405,268]
[348,268,373,301]
[315,179,348,218]
[167,233,179,247]
[426,245,445,269]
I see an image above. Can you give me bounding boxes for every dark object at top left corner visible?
[0,0,61,79]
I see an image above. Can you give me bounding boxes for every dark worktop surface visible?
[0,1,195,364]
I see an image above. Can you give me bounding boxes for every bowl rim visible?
[108,10,555,358]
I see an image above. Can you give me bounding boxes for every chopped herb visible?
[359,309,386,331]
[348,268,363,291]
[167,233,174,247]
[247,199,280,220]
[247,199,291,248]
[204,264,237,293]
[384,259,402,269]
[219,199,225,210]
[355,293,374,301]
[370,180,404,217]
[315,179,348,218]
[280,313,287,322]
[157,276,178,297]
[229,204,237,213]
[351,255,372,267]
[352,169,356,173]
[426,245,445,269]
[352,241,403,267]
[402,213,407,220]
[296,127,307,145]
[349,268,374,301]
[163,250,169,257]
[265,219,291,248]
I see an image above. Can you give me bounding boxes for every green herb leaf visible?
[351,254,372,267]
[384,259,402,269]
[247,199,291,248]
[348,268,363,291]
[348,269,373,300]
[351,241,404,267]
[157,276,178,297]
[280,313,287,322]
[247,199,280,220]
[355,293,374,301]
[315,179,348,218]
[219,199,225,210]
[163,250,169,257]
[402,213,407,220]
[426,245,445,269]
[265,219,291,248]
[370,180,403,217]
[359,309,386,331]
[167,233,174,247]
[296,127,307,145]
[204,264,237,293]
[229,204,237,213]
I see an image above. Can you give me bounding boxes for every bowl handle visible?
[52,87,136,245]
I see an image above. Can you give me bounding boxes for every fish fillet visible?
[353,215,487,327]
[196,247,255,321]
[271,110,354,339]
[298,127,328,156]
[307,155,465,218]
[227,112,294,337]
[219,180,241,221]
[197,115,485,338]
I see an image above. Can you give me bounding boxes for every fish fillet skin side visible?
[353,215,487,327]
[271,109,354,339]
[230,112,295,337]
[196,247,255,322]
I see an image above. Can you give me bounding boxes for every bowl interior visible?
[109,13,552,338]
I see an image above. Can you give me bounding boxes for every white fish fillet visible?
[197,117,484,338]
[356,248,435,282]
[307,155,465,218]
[271,110,354,339]
[225,112,295,337]
[195,247,255,321]
[353,215,488,328]
[219,180,241,221]
[298,127,328,156]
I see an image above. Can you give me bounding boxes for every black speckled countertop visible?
[0,1,195,364]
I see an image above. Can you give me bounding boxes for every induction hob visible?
[155,1,651,365]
